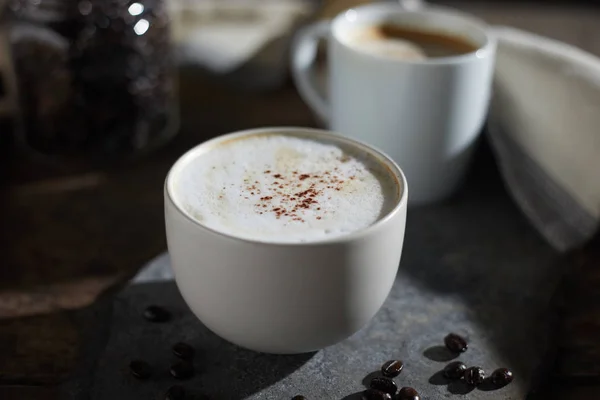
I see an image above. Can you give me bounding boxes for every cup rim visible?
[330,2,496,66]
[165,127,408,246]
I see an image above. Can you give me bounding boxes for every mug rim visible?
[330,2,496,66]
[165,127,408,246]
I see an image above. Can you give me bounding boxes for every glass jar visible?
[7,0,178,163]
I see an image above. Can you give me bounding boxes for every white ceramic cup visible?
[165,127,407,354]
[291,3,496,205]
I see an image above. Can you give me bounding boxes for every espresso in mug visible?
[343,23,479,60]
[174,133,399,243]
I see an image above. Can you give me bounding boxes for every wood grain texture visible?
[553,236,600,383]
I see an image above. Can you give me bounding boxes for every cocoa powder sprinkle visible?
[249,167,352,222]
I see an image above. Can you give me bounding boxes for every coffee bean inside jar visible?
[9,0,178,162]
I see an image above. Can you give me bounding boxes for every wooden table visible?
[1,2,599,399]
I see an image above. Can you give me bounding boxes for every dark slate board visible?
[63,144,562,400]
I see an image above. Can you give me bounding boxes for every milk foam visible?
[174,134,398,243]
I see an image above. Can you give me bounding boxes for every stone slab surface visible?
[62,169,561,399]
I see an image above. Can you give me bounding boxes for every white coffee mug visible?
[165,127,407,354]
[291,3,496,205]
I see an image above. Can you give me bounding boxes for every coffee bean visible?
[443,361,467,380]
[444,333,468,353]
[170,361,194,380]
[172,342,195,360]
[129,360,151,379]
[291,396,307,400]
[381,359,404,378]
[361,388,392,400]
[165,385,185,400]
[464,366,485,386]
[369,377,397,395]
[491,368,514,387]
[397,387,420,400]
[143,305,171,322]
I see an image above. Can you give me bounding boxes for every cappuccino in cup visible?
[165,127,407,354]
[173,132,399,243]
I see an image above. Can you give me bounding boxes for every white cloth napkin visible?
[169,0,313,73]
[487,26,600,252]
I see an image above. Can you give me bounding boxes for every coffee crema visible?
[175,134,398,243]
[343,23,479,60]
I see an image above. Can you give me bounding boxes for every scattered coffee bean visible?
[165,385,185,400]
[143,305,171,322]
[444,333,468,353]
[129,360,151,379]
[361,388,392,400]
[397,387,420,400]
[381,359,404,378]
[172,342,195,360]
[170,361,194,380]
[292,396,307,400]
[491,367,514,387]
[443,361,467,380]
[464,366,485,386]
[369,377,397,395]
